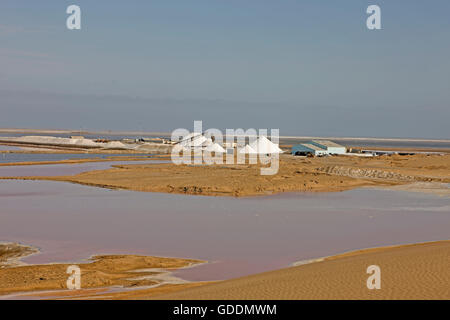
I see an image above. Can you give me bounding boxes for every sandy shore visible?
[0,243,39,268]
[379,182,450,197]
[149,240,450,300]
[4,153,448,197]
[0,243,203,297]
[2,241,448,299]
[34,240,450,300]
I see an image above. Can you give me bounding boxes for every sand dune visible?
[150,241,450,300]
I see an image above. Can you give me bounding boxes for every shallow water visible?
[0,152,154,164]
[0,160,168,177]
[0,146,22,151]
[0,180,449,282]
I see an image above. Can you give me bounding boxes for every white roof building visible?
[310,140,346,155]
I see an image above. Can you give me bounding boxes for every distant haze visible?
[1,1,449,139]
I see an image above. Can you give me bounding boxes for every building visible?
[291,143,328,156]
[309,140,346,155]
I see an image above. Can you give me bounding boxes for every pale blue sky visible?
[1,1,449,138]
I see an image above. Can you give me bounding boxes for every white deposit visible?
[176,133,283,155]
[205,143,226,153]
[248,136,283,154]
[5,136,130,150]
[238,145,257,154]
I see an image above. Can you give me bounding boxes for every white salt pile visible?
[11,136,129,150]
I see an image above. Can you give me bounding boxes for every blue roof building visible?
[291,143,328,156]
[309,140,346,155]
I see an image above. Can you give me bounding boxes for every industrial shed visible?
[291,144,328,156]
[310,140,346,155]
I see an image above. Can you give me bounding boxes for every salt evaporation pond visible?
[0,152,154,164]
[0,160,168,177]
[0,179,449,281]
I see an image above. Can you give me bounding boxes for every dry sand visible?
[0,243,39,268]
[2,241,449,299]
[0,244,202,297]
[5,153,449,197]
[148,240,450,300]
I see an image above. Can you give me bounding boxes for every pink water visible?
[0,179,449,282]
[0,160,167,177]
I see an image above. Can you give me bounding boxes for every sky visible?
[1,0,449,138]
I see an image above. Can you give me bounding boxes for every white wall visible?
[327,147,346,154]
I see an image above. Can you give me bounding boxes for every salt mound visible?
[102,141,128,149]
[13,136,129,149]
[205,143,225,153]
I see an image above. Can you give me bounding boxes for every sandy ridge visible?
[149,240,450,300]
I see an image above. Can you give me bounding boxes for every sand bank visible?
[0,244,203,297]
[4,153,448,197]
[149,240,450,300]
[0,243,39,268]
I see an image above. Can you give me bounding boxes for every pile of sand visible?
[101,141,127,149]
